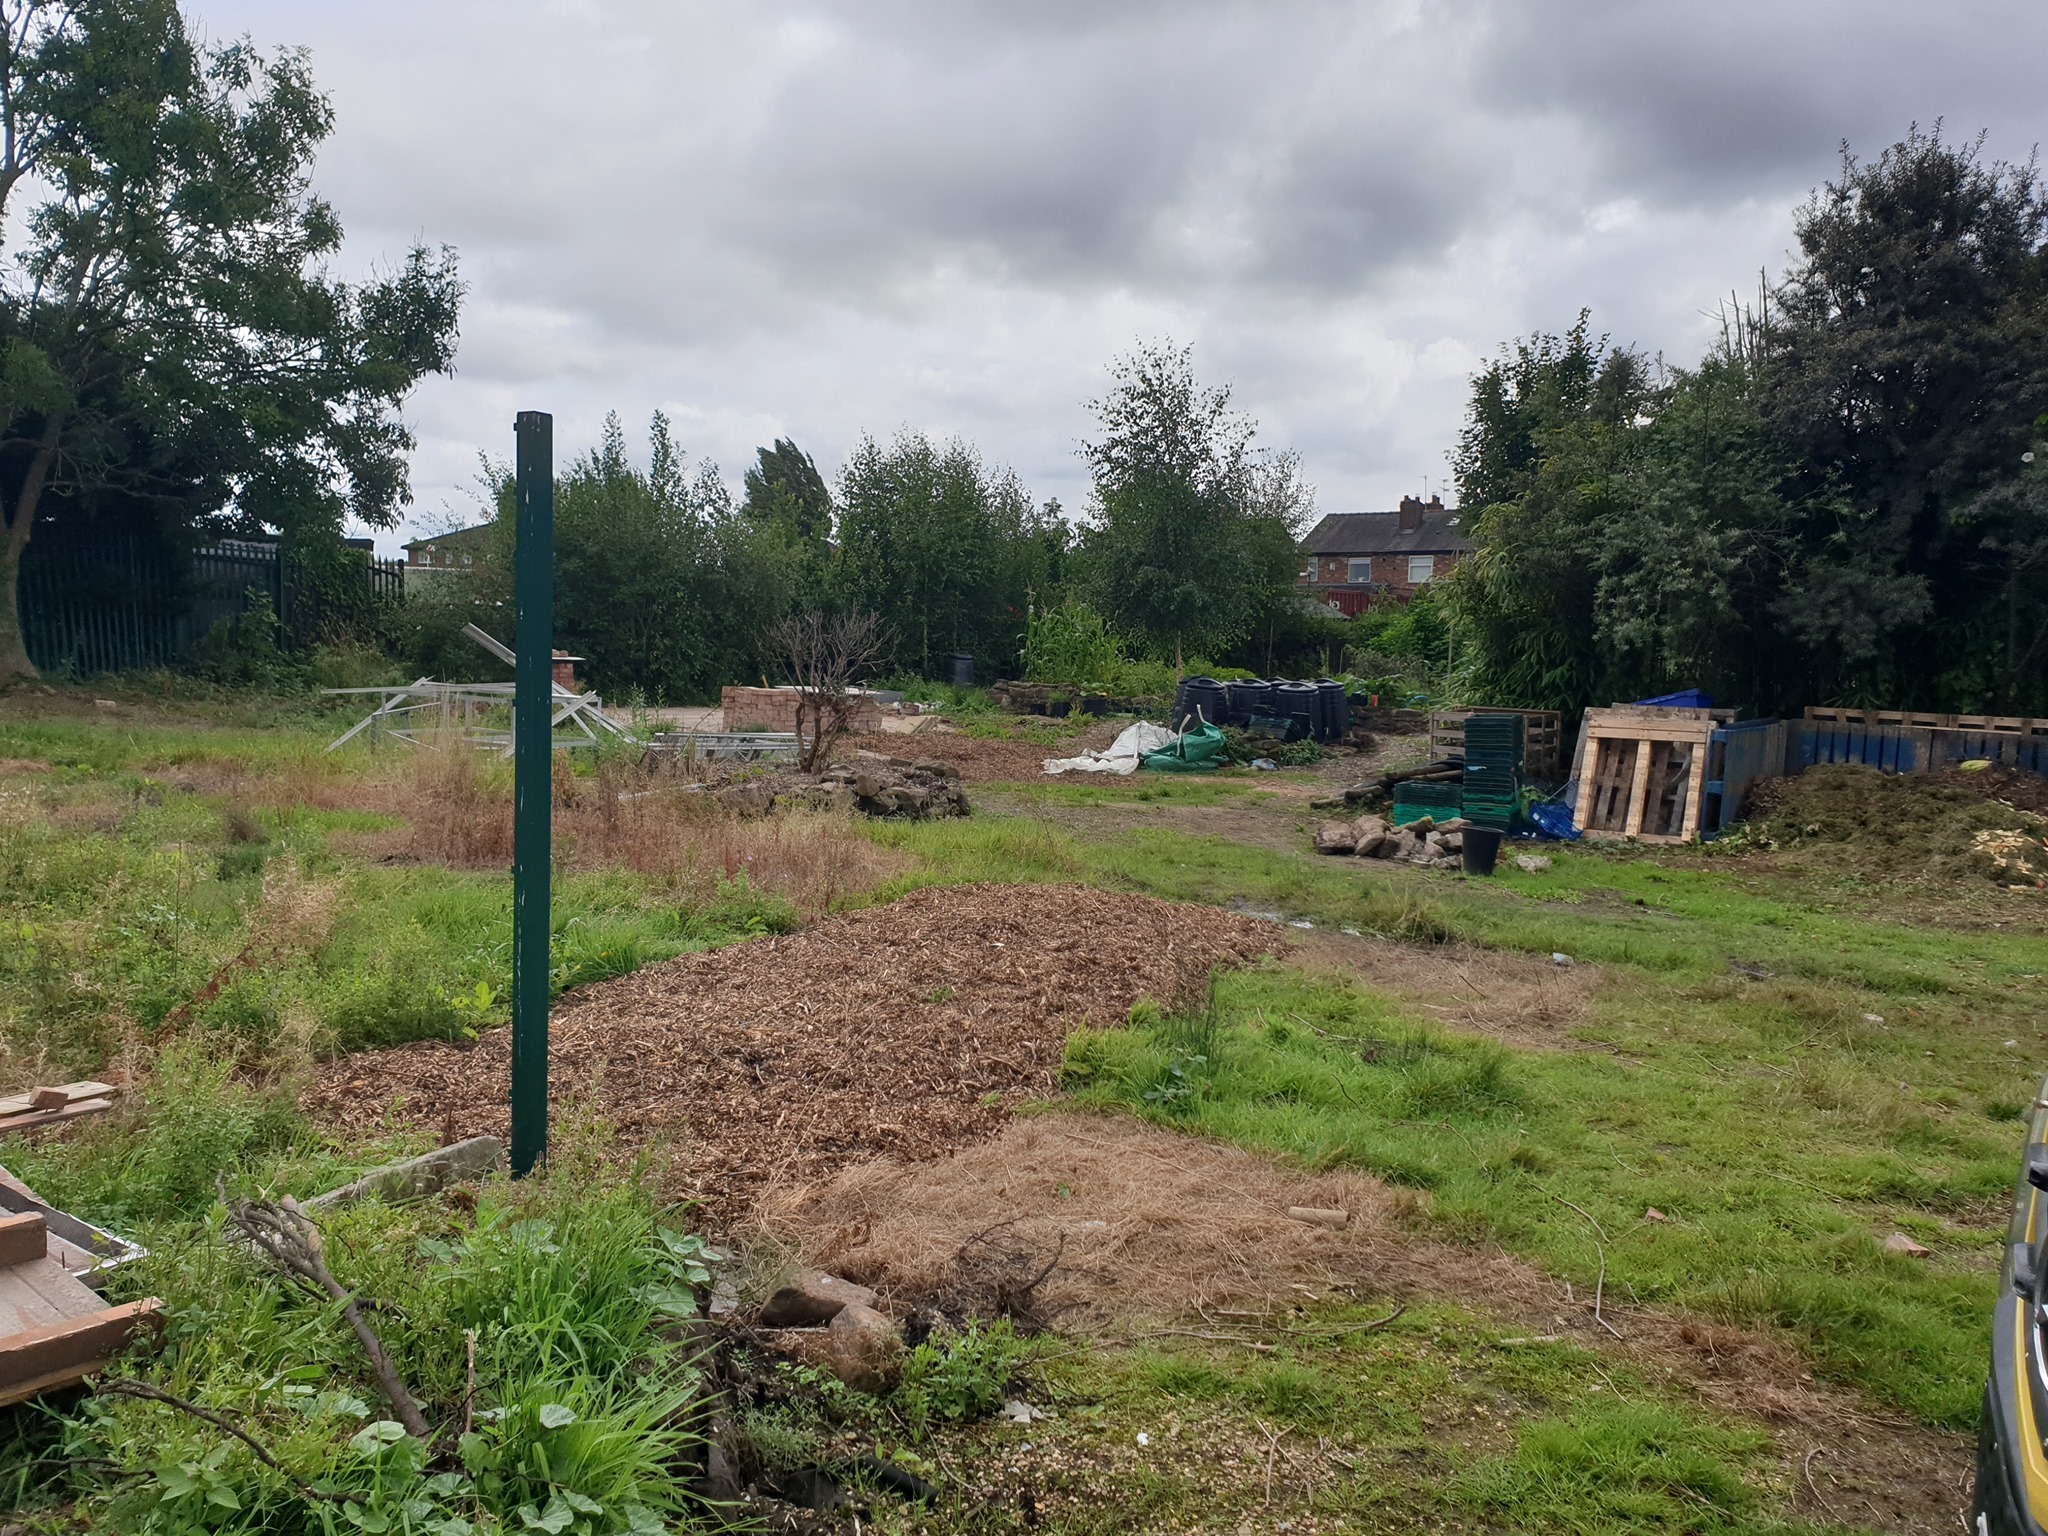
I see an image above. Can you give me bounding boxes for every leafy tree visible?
[0,0,461,680]
[1444,318,1650,710]
[1764,126,2048,708]
[835,430,1062,677]
[548,412,783,702]
[1077,342,1311,663]
[1452,130,2048,718]
[741,436,835,607]
[741,438,834,546]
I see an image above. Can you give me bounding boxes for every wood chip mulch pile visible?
[304,883,1279,1215]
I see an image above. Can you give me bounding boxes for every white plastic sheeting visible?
[1042,720,1177,776]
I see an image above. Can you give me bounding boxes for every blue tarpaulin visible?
[1633,688,1713,709]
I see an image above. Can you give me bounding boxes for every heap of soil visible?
[304,884,1278,1214]
[883,719,1124,783]
[1744,763,2048,881]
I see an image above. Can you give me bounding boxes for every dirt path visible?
[768,1110,1968,1535]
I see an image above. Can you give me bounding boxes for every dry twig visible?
[1546,1191,1623,1340]
[98,1380,344,1503]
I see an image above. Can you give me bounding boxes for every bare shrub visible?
[767,610,890,772]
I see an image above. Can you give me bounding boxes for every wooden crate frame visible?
[1429,708,1564,780]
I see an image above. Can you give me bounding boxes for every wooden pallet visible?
[0,1167,160,1405]
[1429,709,1564,779]
[1804,706,2048,736]
[1571,709,1716,843]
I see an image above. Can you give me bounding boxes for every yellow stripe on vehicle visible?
[2012,1300,2048,1522]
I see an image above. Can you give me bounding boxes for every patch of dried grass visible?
[1290,931,1600,1050]
[758,1111,1412,1326]
[763,1110,1967,1526]
[325,746,907,916]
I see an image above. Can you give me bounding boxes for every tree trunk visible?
[0,421,62,684]
[0,537,32,682]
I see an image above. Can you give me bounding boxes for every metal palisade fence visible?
[17,535,404,675]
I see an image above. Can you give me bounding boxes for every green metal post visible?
[510,410,553,1177]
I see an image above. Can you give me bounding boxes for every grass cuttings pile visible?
[1742,763,2048,884]
[306,884,1281,1214]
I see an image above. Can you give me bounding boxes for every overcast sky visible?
[195,1,2048,552]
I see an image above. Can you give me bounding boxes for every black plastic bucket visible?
[1461,827,1504,877]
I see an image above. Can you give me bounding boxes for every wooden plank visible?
[0,1097,113,1138]
[0,1256,103,1335]
[0,1213,45,1267]
[1683,738,1709,840]
[0,1298,162,1406]
[1586,724,1716,745]
[1623,742,1655,836]
[0,1081,115,1119]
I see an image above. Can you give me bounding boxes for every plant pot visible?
[1461,827,1504,876]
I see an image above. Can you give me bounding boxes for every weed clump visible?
[24,1131,709,1535]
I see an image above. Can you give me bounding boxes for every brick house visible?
[1298,495,1470,617]
[401,523,494,588]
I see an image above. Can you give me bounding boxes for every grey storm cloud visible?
[184,0,2048,546]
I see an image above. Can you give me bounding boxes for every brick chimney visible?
[1397,494,1444,532]
[551,651,583,693]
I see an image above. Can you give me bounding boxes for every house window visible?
[1347,558,1372,583]
[1408,555,1435,584]
[1303,560,1317,582]
[462,552,473,566]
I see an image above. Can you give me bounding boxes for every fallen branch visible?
[98,1380,344,1503]
[1289,1304,1406,1337]
[224,1193,436,1442]
[1142,1328,1276,1353]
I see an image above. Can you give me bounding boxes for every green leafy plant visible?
[893,1320,1029,1436]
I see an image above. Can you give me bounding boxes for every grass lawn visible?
[0,692,2033,1533]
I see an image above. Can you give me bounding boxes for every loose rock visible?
[1314,819,1358,855]
[758,1269,879,1328]
[822,1301,906,1393]
[1881,1232,1931,1258]
[804,758,969,820]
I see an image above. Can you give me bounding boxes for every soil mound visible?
[304,884,1279,1213]
[1744,763,2048,882]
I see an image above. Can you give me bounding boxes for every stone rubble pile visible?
[1314,812,1469,869]
[804,756,971,819]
